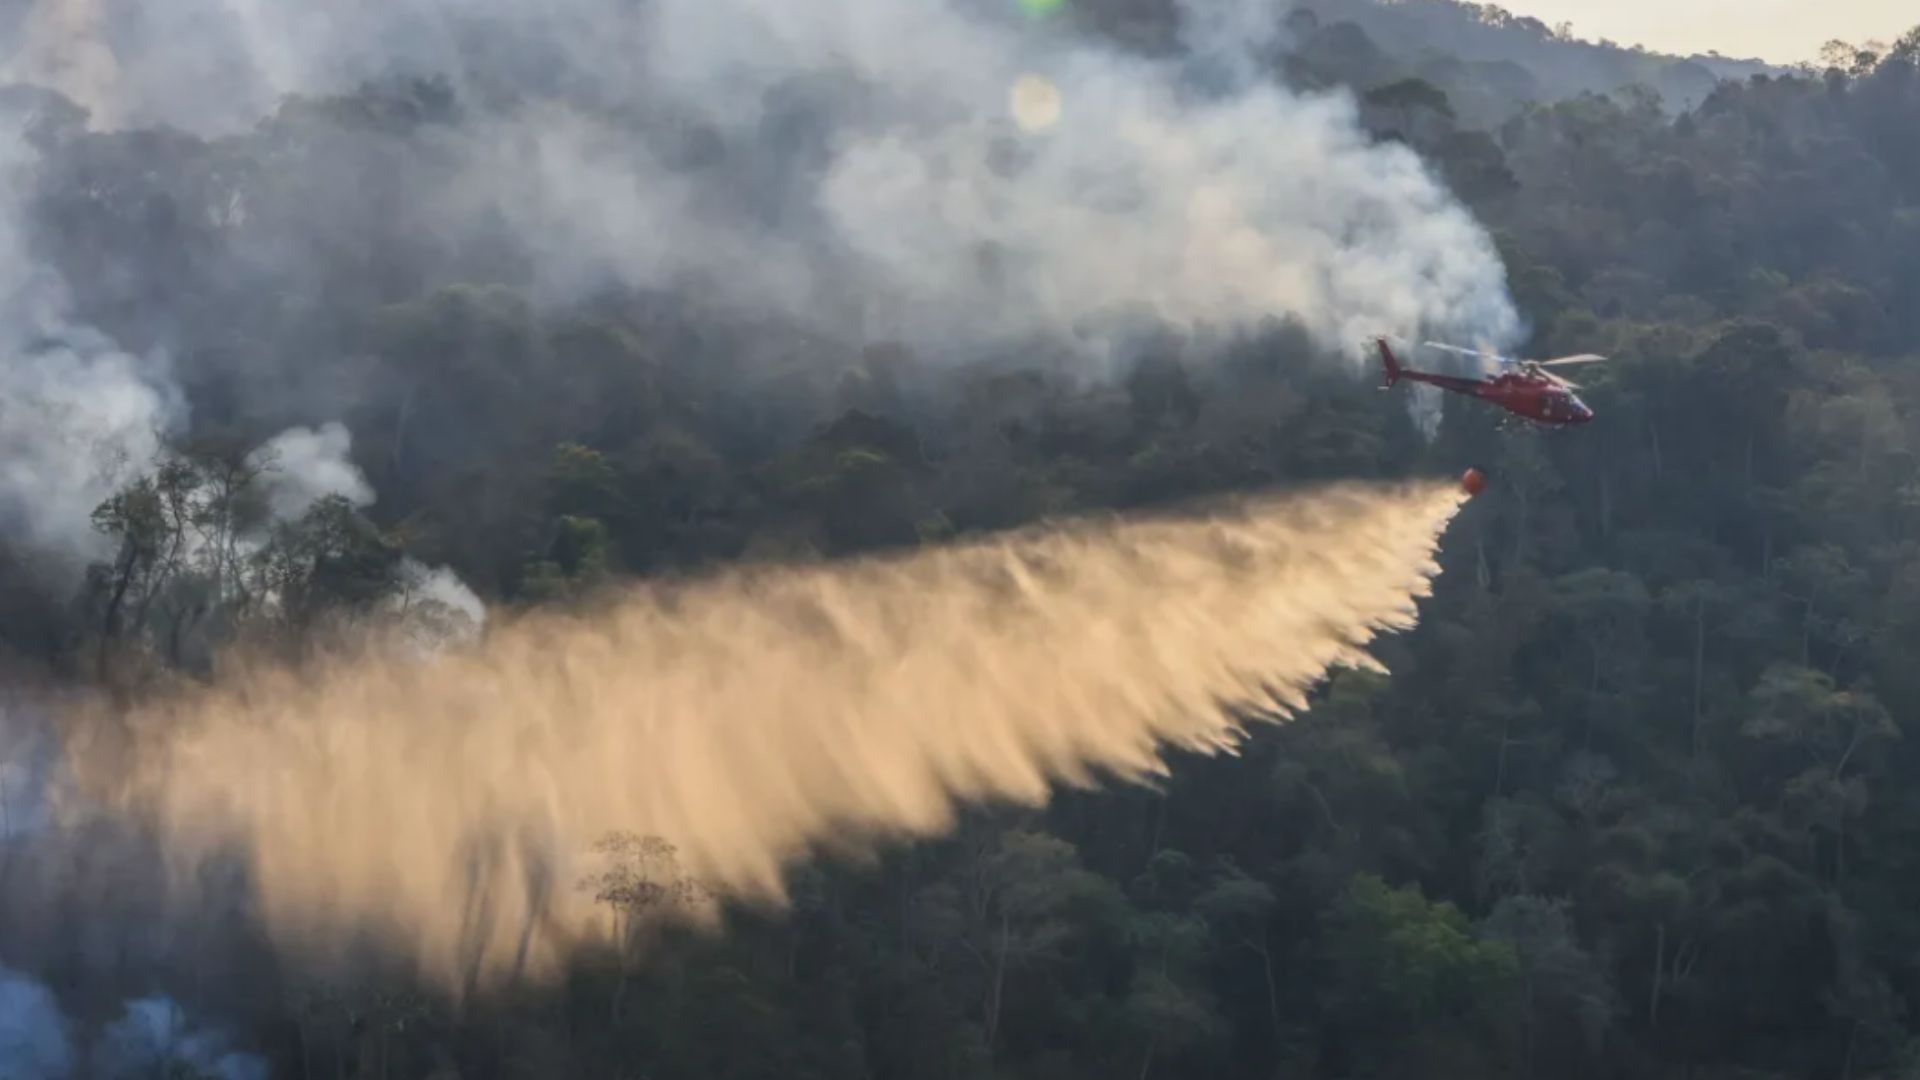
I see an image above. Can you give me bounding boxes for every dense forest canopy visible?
[0,0,1919,1077]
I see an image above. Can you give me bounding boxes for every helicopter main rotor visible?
[1419,341,1609,389]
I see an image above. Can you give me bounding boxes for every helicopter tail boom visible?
[1375,338,1403,389]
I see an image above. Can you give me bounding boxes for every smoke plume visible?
[51,477,1469,992]
[0,0,1522,581]
[250,422,377,522]
[4,0,1523,370]
[0,963,70,1078]
[0,107,184,571]
[0,962,268,1080]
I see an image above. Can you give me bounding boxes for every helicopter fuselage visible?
[1376,341,1594,427]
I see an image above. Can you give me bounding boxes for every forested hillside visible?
[1077,0,1782,122]
[2,2,1920,1079]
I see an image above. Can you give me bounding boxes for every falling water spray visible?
[47,476,1473,993]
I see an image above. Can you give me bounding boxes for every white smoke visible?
[6,0,119,127]
[397,558,485,626]
[4,0,1525,372]
[387,557,488,653]
[250,421,377,521]
[243,424,490,647]
[1171,0,1297,89]
[243,424,489,645]
[0,966,269,1080]
[0,965,71,1079]
[0,337,181,562]
[92,996,270,1080]
[467,0,1523,360]
[0,106,185,572]
[0,92,484,622]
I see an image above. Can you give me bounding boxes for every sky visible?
[1488,0,1914,64]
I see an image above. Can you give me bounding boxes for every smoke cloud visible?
[0,107,185,571]
[250,422,376,522]
[5,0,1523,371]
[0,335,179,565]
[0,105,481,622]
[0,963,269,1080]
[92,995,269,1080]
[51,477,1469,992]
[471,0,1523,361]
[0,964,70,1079]
[0,0,1523,582]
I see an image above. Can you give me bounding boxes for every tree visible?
[764,410,934,553]
[1548,567,1652,748]
[908,827,1117,1060]
[578,832,708,1025]
[1743,664,1899,881]
[87,473,171,677]
[1320,874,1520,1074]
[1658,577,1776,760]
[1770,546,1868,669]
[248,494,405,644]
[1362,78,1458,145]
[1193,859,1282,1049]
[1479,895,1616,1077]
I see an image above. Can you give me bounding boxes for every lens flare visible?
[1010,74,1062,132]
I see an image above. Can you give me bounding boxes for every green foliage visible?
[250,494,404,627]
[520,515,614,604]
[1323,874,1520,1024]
[80,444,405,672]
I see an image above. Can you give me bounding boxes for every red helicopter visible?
[1374,337,1603,427]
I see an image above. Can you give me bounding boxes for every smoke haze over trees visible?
[0,0,1918,1077]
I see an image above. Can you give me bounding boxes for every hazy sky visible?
[1490,0,1914,64]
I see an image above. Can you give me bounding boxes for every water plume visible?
[55,476,1469,993]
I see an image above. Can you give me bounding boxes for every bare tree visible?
[578,832,708,1024]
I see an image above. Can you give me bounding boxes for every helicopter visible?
[1373,337,1604,427]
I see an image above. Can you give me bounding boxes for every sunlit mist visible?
[51,478,1469,994]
